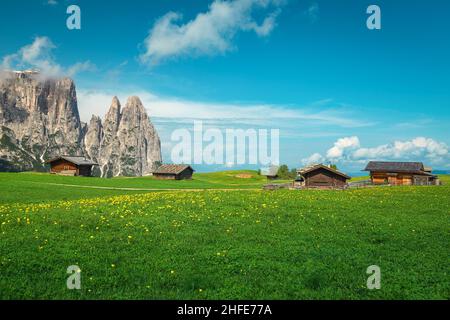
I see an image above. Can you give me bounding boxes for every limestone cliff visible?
[84,96,162,177]
[0,71,162,176]
[0,71,83,171]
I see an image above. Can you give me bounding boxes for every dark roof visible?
[260,166,279,177]
[153,164,194,175]
[364,161,424,173]
[420,171,438,177]
[297,164,351,179]
[46,156,97,166]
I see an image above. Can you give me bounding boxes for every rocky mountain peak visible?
[0,72,162,176]
[0,71,84,171]
[104,96,121,134]
[120,96,149,129]
[84,115,103,162]
[125,96,144,109]
[88,114,102,128]
[110,96,121,114]
[85,95,161,177]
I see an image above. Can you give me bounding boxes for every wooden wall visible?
[153,173,177,180]
[370,172,435,186]
[50,159,77,173]
[178,168,194,180]
[304,168,348,188]
[78,165,92,177]
[154,168,194,180]
[49,159,92,177]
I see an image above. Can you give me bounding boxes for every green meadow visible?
[0,172,448,299]
[0,171,283,204]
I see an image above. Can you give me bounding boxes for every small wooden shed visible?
[296,164,350,189]
[46,156,97,177]
[153,164,194,180]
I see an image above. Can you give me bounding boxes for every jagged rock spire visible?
[85,95,162,177]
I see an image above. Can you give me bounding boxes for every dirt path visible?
[31,182,260,192]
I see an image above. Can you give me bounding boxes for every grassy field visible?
[0,172,449,299]
[0,171,287,204]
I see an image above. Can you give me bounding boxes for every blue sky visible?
[1,0,449,173]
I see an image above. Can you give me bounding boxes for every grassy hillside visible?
[0,170,278,204]
[0,173,448,299]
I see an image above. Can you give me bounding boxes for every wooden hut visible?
[46,156,97,177]
[153,164,194,180]
[363,161,439,186]
[296,164,350,189]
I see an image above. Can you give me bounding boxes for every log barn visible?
[46,156,97,177]
[153,164,194,180]
[364,161,439,186]
[296,164,350,189]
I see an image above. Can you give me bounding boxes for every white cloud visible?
[77,89,371,129]
[0,36,95,79]
[139,0,284,65]
[326,136,360,159]
[302,136,450,166]
[353,137,449,161]
[46,0,58,5]
[66,61,97,77]
[301,152,324,166]
[244,9,280,36]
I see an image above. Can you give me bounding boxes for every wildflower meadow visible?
[0,172,448,299]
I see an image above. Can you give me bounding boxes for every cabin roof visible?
[420,171,438,177]
[297,164,351,179]
[153,164,194,175]
[46,156,97,166]
[364,161,424,173]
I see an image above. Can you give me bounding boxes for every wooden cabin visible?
[296,164,350,189]
[153,164,194,180]
[363,161,439,186]
[46,156,97,177]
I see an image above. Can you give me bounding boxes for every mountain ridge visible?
[0,70,162,177]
